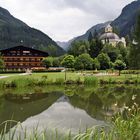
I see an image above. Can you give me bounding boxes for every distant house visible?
[0,45,49,70]
[99,24,126,47]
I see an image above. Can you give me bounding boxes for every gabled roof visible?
[0,45,49,56]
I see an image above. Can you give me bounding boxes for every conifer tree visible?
[129,13,140,69]
[88,32,93,42]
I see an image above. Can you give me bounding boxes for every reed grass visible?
[84,76,98,85]
[0,73,140,93]
[0,104,139,140]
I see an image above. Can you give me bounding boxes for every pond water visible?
[0,85,139,137]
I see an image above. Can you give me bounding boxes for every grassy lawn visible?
[97,74,139,80]
[32,72,81,80]
[0,72,139,89]
[0,72,82,81]
[0,71,139,81]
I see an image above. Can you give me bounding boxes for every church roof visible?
[106,24,112,29]
[99,32,120,40]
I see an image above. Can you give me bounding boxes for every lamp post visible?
[65,67,67,81]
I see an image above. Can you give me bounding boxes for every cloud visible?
[0,0,134,41]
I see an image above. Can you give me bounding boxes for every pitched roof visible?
[0,45,49,56]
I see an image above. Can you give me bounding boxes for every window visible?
[35,53,38,56]
[37,58,40,61]
[20,63,23,66]
[14,63,17,66]
[10,51,16,53]
[23,51,30,53]
[8,63,12,66]
[31,58,35,61]
[9,58,13,61]
[25,63,29,66]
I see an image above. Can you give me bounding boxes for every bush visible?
[84,76,98,85]
[121,70,140,74]
[55,78,64,85]
[4,81,17,88]
[41,75,48,79]
[65,80,76,85]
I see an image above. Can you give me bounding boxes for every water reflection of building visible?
[0,45,49,71]
[99,24,126,47]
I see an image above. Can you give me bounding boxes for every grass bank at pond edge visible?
[0,73,140,89]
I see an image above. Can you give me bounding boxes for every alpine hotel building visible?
[0,45,49,70]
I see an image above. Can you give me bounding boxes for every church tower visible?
[105,24,113,33]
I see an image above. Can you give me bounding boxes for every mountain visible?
[59,21,111,50]
[66,0,140,50]
[56,38,75,51]
[72,21,111,42]
[0,7,65,56]
[112,0,140,37]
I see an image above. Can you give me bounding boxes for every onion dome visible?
[99,32,120,40]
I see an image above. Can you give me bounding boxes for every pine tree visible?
[88,32,93,42]
[89,38,103,58]
[129,13,140,69]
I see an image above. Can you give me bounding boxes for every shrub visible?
[65,80,76,85]
[76,77,83,85]
[84,76,98,85]
[41,75,48,79]
[55,78,64,85]
[4,81,17,88]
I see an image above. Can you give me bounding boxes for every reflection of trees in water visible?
[0,85,139,132]
[68,85,140,121]
[69,88,106,120]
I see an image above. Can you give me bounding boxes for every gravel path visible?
[0,76,10,79]
[0,73,31,79]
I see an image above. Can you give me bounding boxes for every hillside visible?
[58,21,111,50]
[0,7,65,56]
[112,0,140,37]
[63,0,140,50]
[56,38,75,51]
[72,21,111,42]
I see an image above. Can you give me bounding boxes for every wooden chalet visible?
[0,45,49,70]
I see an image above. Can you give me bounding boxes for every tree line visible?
[43,14,140,71]
[0,14,140,71]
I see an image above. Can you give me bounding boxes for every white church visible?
[99,24,126,47]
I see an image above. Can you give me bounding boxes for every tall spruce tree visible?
[88,32,93,42]
[89,38,103,58]
[129,14,140,69]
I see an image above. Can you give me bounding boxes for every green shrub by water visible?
[55,78,64,85]
[84,76,98,85]
[74,103,140,140]
[121,70,140,75]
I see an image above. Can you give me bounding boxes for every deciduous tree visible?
[97,53,110,70]
[114,60,126,76]
[74,53,93,70]
[61,55,75,68]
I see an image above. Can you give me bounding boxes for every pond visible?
[0,85,139,138]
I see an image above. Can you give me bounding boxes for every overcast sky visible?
[0,0,135,41]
